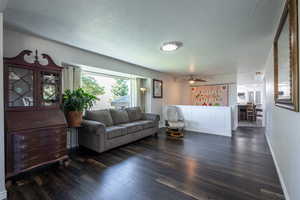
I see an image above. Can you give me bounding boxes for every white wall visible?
[177,73,238,130]
[177,105,232,137]
[0,13,7,200]
[3,28,181,122]
[263,3,300,200]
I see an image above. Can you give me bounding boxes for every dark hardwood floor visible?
[7,128,284,200]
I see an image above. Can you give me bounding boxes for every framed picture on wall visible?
[153,79,163,98]
[274,0,299,112]
[191,84,228,106]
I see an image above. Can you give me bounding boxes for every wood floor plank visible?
[7,127,284,200]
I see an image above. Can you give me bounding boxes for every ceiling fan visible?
[187,75,207,84]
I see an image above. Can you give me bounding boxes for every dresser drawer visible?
[14,158,41,171]
[13,128,66,143]
[13,149,67,171]
[12,128,67,152]
[9,127,68,173]
[13,149,41,161]
[13,138,66,153]
[13,144,67,161]
[13,152,49,171]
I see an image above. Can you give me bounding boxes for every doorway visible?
[237,83,265,127]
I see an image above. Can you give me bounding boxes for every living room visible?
[1,0,300,200]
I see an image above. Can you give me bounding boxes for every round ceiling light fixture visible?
[160,41,183,52]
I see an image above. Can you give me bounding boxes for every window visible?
[248,91,254,103]
[81,72,132,110]
[255,91,262,105]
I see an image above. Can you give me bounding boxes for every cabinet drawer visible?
[13,138,66,153]
[14,159,40,171]
[13,149,40,161]
[12,128,67,152]
[13,150,67,171]
[13,128,66,143]
[13,135,66,148]
[9,127,68,173]
[13,144,67,161]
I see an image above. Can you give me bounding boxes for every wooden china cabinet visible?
[4,50,68,178]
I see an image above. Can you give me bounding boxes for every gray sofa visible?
[78,107,160,153]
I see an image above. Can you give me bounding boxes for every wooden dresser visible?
[4,50,68,178]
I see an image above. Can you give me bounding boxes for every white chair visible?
[165,106,185,138]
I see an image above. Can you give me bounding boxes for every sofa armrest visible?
[79,119,106,153]
[143,113,160,122]
[80,119,106,135]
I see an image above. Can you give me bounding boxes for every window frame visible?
[81,70,134,109]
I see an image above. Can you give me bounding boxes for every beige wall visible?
[263,3,300,200]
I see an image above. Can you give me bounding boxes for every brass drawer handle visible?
[14,136,26,141]
[14,145,28,150]
[20,145,27,149]
[14,154,27,160]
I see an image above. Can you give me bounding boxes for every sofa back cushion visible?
[125,107,143,122]
[85,109,113,127]
[110,109,130,125]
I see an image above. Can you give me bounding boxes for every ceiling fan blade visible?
[194,79,207,82]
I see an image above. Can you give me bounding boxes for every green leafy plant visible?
[62,88,98,112]
[81,75,105,96]
[111,79,129,98]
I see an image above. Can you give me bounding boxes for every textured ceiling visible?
[4,0,282,75]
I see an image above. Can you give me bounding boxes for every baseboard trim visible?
[266,134,290,200]
[0,190,7,200]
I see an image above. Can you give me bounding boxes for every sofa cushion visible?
[120,122,143,134]
[125,107,143,122]
[106,126,127,139]
[137,120,155,129]
[85,109,113,126]
[110,109,130,125]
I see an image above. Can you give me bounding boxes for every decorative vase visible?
[66,111,82,127]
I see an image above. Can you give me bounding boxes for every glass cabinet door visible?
[8,66,34,107]
[40,71,60,106]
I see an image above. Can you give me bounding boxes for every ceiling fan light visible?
[189,80,195,84]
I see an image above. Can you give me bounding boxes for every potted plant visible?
[62,88,97,127]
